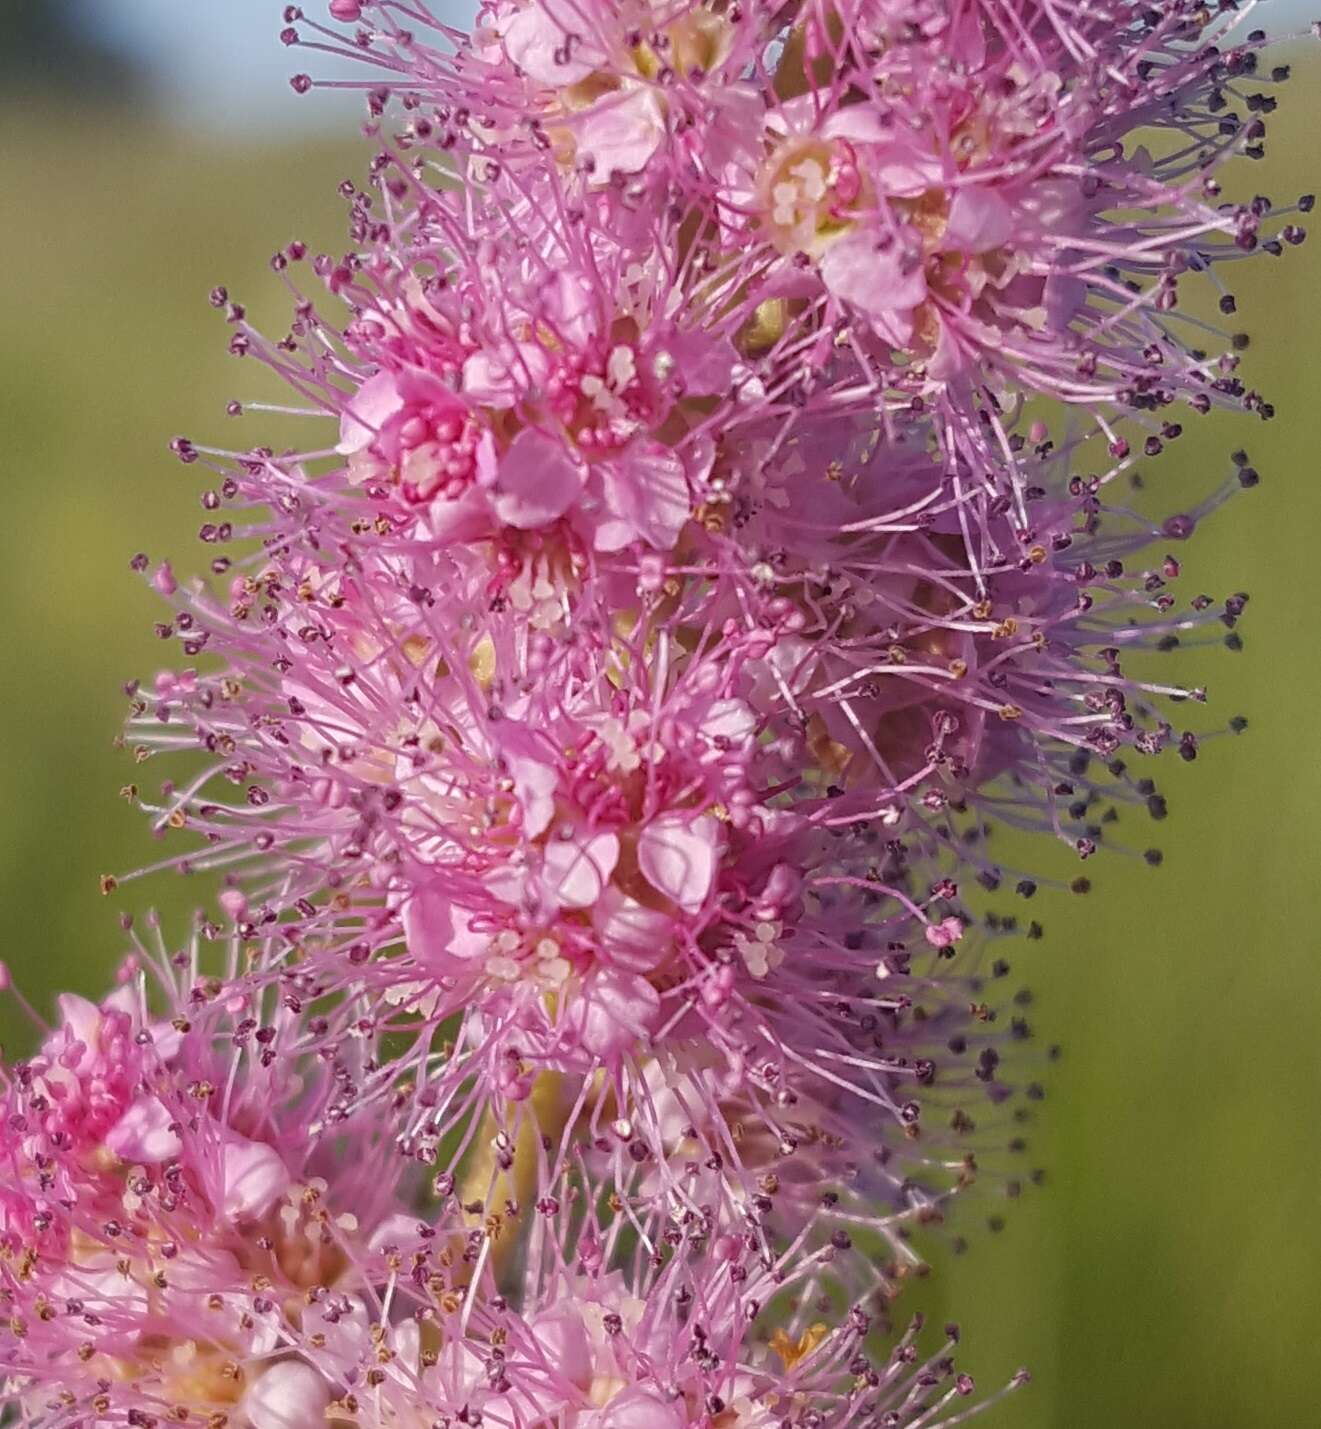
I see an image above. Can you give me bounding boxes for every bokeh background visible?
[2,4,1319,1426]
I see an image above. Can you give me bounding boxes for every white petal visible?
[105,1096,182,1162]
[542,830,620,909]
[220,1135,290,1222]
[637,814,720,914]
[242,1361,330,1429]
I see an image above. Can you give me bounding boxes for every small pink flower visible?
[0,988,427,1429]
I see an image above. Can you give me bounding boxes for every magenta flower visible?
[326,246,746,558]
[295,0,1306,496]
[284,1177,1029,1429]
[0,976,429,1429]
[8,4,1304,1426]
[126,560,1042,1201]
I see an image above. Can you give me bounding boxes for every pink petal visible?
[367,1213,428,1254]
[502,1,604,85]
[661,333,736,395]
[403,887,490,972]
[499,732,559,839]
[336,370,403,455]
[577,88,666,178]
[1020,177,1089,238]
[591,886,675,973]
[542,829,620,910]
[926,318,971,382]
[588,1390,686,1429]
[868,142,946,197]
[637,813,720,913]
[105,1096,182,1163]
[1044,272,1088,329]
[220,1135,291,1222]
[529,1303,593,1389]
[819,227,928,326]
[241,1362,330,1429]
[462,341,551,408]
[425,485,496,545]
[575,969,661,1060]
[102,985,139,1020]
[699,697,756,746]
[46,1264,148,1319]
[541,271,597,350]
[594,440,692,553]
[159,1242,244,1294]
[819,106,898,146]
[491,428,586,530]
[53,993,101,1049]
[944,187,1015,253]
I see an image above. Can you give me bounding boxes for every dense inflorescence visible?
[2,1,1307,1425]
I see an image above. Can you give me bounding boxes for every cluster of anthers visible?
[3,2,1309,1426]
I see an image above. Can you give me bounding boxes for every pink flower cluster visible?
[4,2,1308,1425]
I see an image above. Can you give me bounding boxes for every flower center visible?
[544,341,654,454]
[761,137,862,257]
[397,409,483,504]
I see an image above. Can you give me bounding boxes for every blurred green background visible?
[2,19,1319,1429]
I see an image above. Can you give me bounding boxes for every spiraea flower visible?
[325,231,754,563]
[125,538,1047,1237]
[147,0,1286,912]
[1,955,1034,1428]
[28,3,1305,1426]
[718,411,1256,871]
[0,973,426,1429]
[292,0,1308,498]
[143,358,1253,948]
[285,1179,1030,1429]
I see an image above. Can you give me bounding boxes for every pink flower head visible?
[0,980,426,1429]
[123,509,1047,1226]
[289,1189,1028,1429]
[609,906,1049,1289]
[94,5,1311,1422]
[18,988,180,1170]
[295,0,1304,508]
[441,0,767,187]
[290,616,816,1098]
[270,210,754,589]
